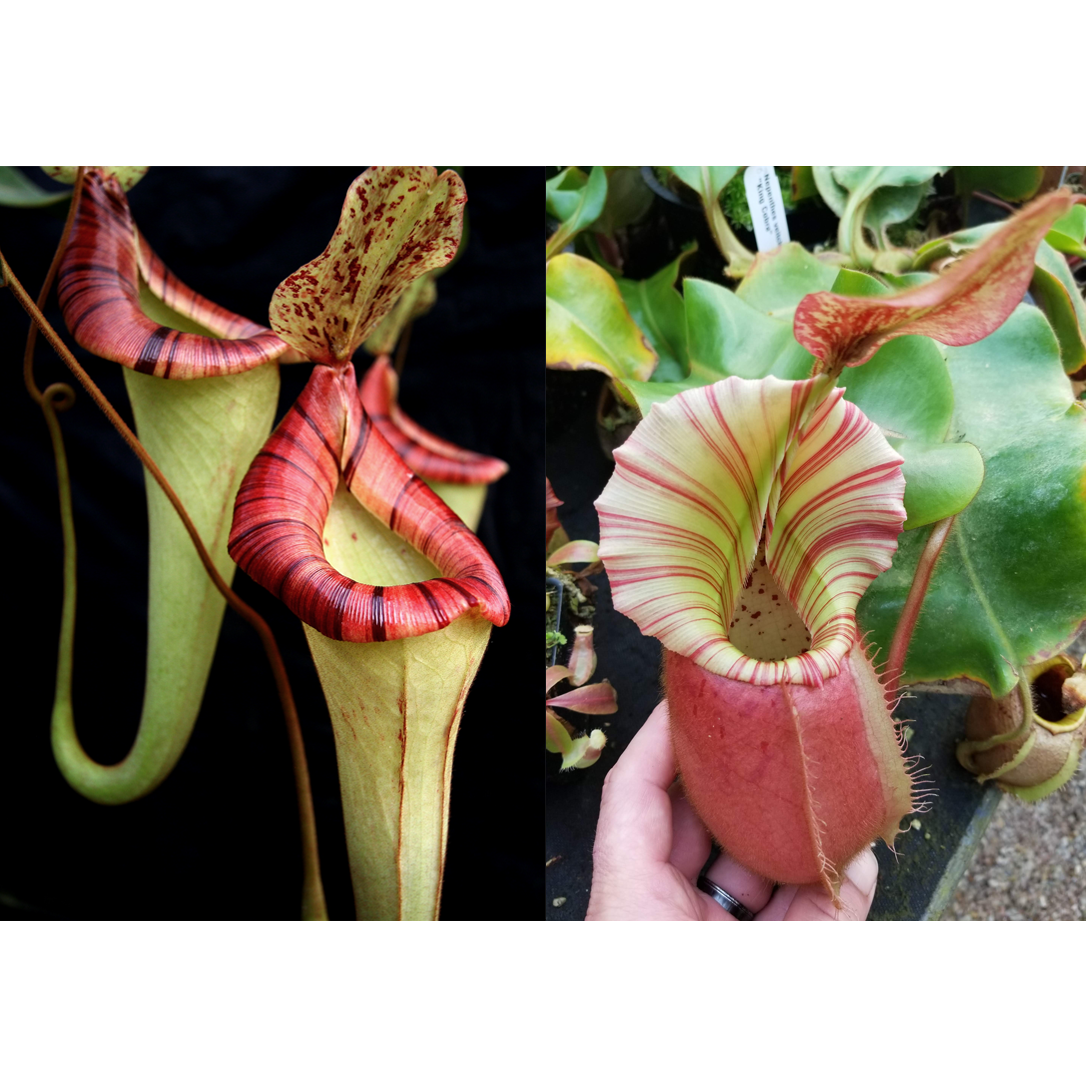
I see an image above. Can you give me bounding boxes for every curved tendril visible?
[23,166,85,405]
[4,247,327,919]
[885,515,956,703]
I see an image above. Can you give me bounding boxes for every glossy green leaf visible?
[627,270,937,418]
[624,262,959,442]
[1045,204,1086,258]
[912,221,998,268]
[621,280,816,415]
[954,166,1044,203]
[1032,239,1086,375]
[858,305,1086,698]
[545,252,657,395]
[623,374,712,416]
[0,166,69,207]
[666,167,738,204]
[888,439,985,529]
[831,165,946,194]
[811,167,849,216]
[831,267,891,298]
[546,166,592,221]
[736,242,839,320]
[838,334,966,529]
[881,271,936,290]
[684,278,814,382]
[838,335,954,444]
[616,247,693,381]
[545,166,608,259]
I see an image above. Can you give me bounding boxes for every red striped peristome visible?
[359,355,509,485]
[595,375,905,687]
[794,188,1086,371]
[228,362,510,642]
[56,169,295,379]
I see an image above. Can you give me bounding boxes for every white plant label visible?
[743,166,790,252]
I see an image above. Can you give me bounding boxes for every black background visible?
[0,166,541,920]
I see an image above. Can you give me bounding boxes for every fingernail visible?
[844,847,878,897]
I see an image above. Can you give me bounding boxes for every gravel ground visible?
[945,766,1086,920]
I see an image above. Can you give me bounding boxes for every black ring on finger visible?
[697,874,756,921]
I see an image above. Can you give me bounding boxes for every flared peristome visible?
[228,363,509,642]
[596,375,905,686]
[57,169,293,378]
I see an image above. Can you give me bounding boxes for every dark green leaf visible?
[888,439,985,529]
[1031,240,1086,374]
[954,166,1044,203]
[616,247,694,382]
[858,305,1086,697]
[545,166,608,259]
[838,335,954,444]
[594,167,654,237]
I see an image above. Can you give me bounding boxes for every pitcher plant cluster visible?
[546,166,1086,902]
[546,478,616,770]
[2,165,513,920]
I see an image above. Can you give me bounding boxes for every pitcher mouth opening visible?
[728,542,811,663]
[594,377,906,691]
[695,538,850,689]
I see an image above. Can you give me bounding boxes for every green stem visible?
[839,193,880,270]
[545,220,576,261]
[705,195,755,279]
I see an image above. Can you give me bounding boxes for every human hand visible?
[585,700,878,920]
